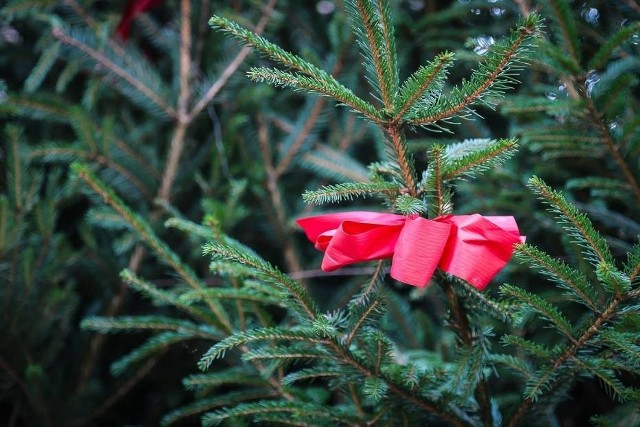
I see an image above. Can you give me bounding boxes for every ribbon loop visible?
[296,211,523,290]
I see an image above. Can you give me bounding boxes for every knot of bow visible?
[297,211,524,290]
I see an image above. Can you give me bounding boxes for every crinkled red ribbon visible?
[296,211,524,290]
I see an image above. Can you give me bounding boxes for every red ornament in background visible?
[116,0,164,40]
[297,211,525,290]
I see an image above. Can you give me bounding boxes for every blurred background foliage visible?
[0,0,638,425]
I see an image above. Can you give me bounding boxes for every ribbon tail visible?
[390,216,451,287]
[438,215,523,290]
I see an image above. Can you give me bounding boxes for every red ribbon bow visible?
[296,211,524,290]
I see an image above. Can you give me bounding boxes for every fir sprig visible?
[409,14,541,127]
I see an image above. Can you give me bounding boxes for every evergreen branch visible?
[528,176,613,266]
[442,138,518,181]
[393,194,427,215]
[81,316,219,340]
[507,293,627,426]
[282,368,342,385]
[545,0,581,67]
[411,14,540,126]
[394,52,453,120]
[208,15,332,80]
[515,243,600,313]
[247,68,380,121]
[51,27,176,118]
[111,331,193,376]
[71,163,233,333]
[589,21,640,70]
[596,263,632,296]
[501,284,577,344]
[375,0,398,108]
[202,400,363,426]
[242,347,329,362]
[600,330,640,361]
[450,337,487,403]
[203,243,318,320]
[179,288,283,306]
[324,337,468,427]
[385,126,417,195]
[161,390,277,427]
[6,126,23,211]
[566,177,631,203]
[24,41,60,93]
[488,354,532,379]
[625,244,640,283]
[5,93,73,122]
[425,145,445,217]
[574,359,631,403]
[441,279,493,426]
[500,335,556,361]
[31,145,154,201]
[300,145,370,183]
[345,293,384,346]
[583,83,640,204]
[188,0,276,121]
[302,181,401,204]
[120,269,219,325]
[183,369,266,391]
[350,0,397,110]
[198,327,325,370]
[452,278,517,323]
[276,94,330,178]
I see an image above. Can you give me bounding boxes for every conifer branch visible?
[501,284,577,344]
[507,293,625,426]
[428,145,444,216]
[411,15,539,126]
[72,163,233,333]
[515,243,599,313]
[351,0,396,110]
[393,52,453,120]
[302,181,401,204]
[442,138,518,180]
[188,0,276,121]
[345,298,382,347]
[208,14,332,80]
[546,0,580,68]
[50,28,176,118]
[203,243,318,320]
[121,269,219,324]
[528,176,613,265]
[247,68,381,121]
[326,337,468,427]
[274,56,347,179]
[441,279,493,427]
[588,21,640,71]
[386,126,417,196]
[374,0,398,106]
[582,85,640,204]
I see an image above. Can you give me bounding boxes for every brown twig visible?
[188,0,277,121]
[158,0,192,201]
